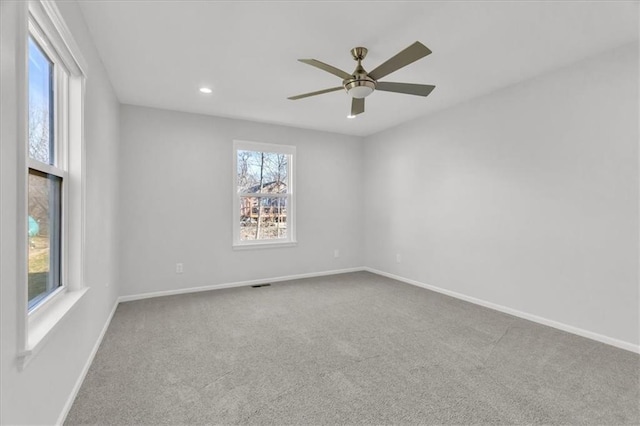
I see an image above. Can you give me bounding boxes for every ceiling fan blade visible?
[375,82,435,97]
[368,42,432,81]
[351,97,364,116]
[298,59,352,80]
[288,86,344,100]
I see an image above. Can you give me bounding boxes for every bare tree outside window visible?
[237,149,290,241]
[27,36,62,308]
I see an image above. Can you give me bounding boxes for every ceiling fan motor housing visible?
[344,52,376,98]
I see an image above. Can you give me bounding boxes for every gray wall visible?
[118,105,364,297]
[0,1,121,424]
[363,43,639,346]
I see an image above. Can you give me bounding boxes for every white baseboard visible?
[363,267,639,354]
[56,299,119,426]
[118,267,366,303]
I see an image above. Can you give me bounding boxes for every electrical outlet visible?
[396,254,402,263]
[334,249,340,258]
[176,263,184,274]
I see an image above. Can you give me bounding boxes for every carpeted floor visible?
[66,272,639,425]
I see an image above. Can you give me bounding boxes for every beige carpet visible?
[66,272,640,424]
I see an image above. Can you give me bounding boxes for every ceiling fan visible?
[288,41,435,117]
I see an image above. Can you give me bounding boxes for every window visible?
[27,34,64,310]
[17,1,87,368]
[233,141,296,248]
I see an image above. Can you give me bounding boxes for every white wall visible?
[1,3,636,423]
[0,1,120,424]
[364,43,639,348]
[118,105,363,297]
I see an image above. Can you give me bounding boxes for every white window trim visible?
[16,0,88,371]
[232,140,297,249]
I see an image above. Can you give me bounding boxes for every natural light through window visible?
[16,0,88,370]
[28,35,64,310]
[233,141,295,247]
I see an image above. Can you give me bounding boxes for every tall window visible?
[17,0,87,368]
[233,141,296,247]
[27,33,65,310]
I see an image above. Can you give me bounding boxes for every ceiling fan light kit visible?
[344,79,375,99]
[343,47,375,99]
[289,41,435,117]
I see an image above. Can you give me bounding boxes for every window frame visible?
[16,0,88,370]
[232,140,296,249]
[27,20,69,313]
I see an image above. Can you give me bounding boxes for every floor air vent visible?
[251,283,271,288]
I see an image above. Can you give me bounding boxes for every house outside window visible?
[233,140,296,248]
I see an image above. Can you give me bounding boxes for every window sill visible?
[18,287,89,370]
[233,241,297,250]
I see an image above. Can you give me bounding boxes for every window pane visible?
[28,170,62,308]
[240,196,287,241]
[28,37,54,165]
[237,150,288,194]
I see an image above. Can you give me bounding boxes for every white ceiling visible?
[78,1,638,137]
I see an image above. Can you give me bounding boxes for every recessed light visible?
[199,87,212,94]
[347,114,356,119]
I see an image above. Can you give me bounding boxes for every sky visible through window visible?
[237,149,290,241]
[28,36,53,165]
[237,150,288,193]
[28,36,60,308]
